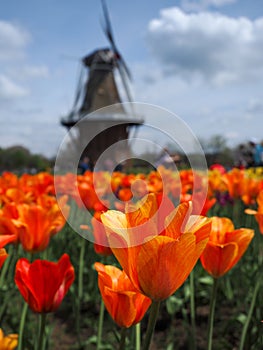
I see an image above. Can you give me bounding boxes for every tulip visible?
[101,193,212,301]
[245,190,263,234]
[91,212,112,256]
[200,217,254,278]
[0,328,18,350]
[199,216,254,350]
[94,262,151,328]
[0,248,8,269]
[15,254,75,313]
[13,195,69,253]
[0,203,19,247]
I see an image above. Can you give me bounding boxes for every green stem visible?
[232,199,242,227]
[142,301,161,350]
[18,302,28,350]
[37,313,47,350]
[190,270,197,350]
[76,238,86,344]
[0,253,11,288]
[207,278,218,350]
[239,278,261,350]
[135,323,141,350]
[78,239,86,301]
[119,327,127,350]
[42,247,49,260]
[0,293,9,322]
[96,299,105,350]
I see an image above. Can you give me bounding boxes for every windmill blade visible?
[101,0,133,101]
[101,0,115,47]
[101,0,132,80]
[118,55,132,81]
[116,61,133,103]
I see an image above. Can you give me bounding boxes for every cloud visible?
[0,74,29,99]
[146,8,263,85]
[181,0,237,11]
[0,20,30,61]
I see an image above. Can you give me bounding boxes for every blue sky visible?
[1,0,263,157]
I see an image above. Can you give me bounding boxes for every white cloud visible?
[0,74,29,99]
[0,20,30,60]
[146,8,263,86]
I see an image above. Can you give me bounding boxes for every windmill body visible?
[60,2,143,168]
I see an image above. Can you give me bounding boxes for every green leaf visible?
[198,276,213,285]
[236,313,247,325]
[166,295,184,316]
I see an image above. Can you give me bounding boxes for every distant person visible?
[248,138,263,167]
[260,141,263,166]
[79,156,92,174]
[234,144,249,169]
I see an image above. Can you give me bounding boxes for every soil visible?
[49,302,241,350]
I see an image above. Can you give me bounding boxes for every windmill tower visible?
[60,0,143,169]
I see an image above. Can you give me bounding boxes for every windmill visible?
[60,0,143,169]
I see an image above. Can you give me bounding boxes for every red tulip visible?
[15,254,75,313]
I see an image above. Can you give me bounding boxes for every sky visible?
[0,0,263,158]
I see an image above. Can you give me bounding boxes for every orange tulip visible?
[118,188,133,202]
[180,192,216,216]
[91,212,112,256]
[245,190,263,234]
[200,217,254,278]
[0,203,20,246]
[0,328,18,350]
[0,248,8,269]
[94,262,151,328]
[13,195,69,253]
[101,193,211,301]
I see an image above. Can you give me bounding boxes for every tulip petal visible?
[101,211,130,246]
[165,202,192,239]
[15,254,74,313]
[210,217,235,244]
[200,241,238,278]
[137,234,201,300]
[95,263,151,328]
[225,228,254,266]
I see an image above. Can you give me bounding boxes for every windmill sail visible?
[60,1,143,168]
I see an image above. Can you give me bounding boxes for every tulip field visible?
[0,166,263,349]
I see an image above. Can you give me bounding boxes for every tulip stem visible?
[76,238,86,344]
[0,253,11,289]
[18,302,28,350]
[96,298,105,350]
[37,313,47,350]
[142,300,161,350]
[207,277,218,350]
[190,270,197,350]
[119,327,127,350]
[135,323,141,350]
[239,277,261,350]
